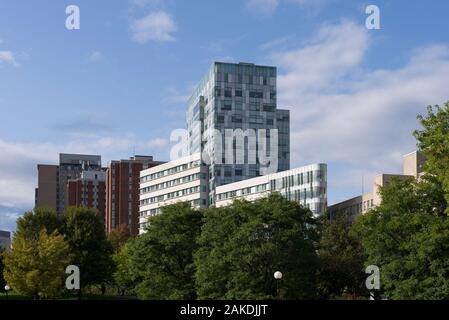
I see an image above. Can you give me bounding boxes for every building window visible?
[222,101,232,111]
[232,115,242,123]
[249,91,263,99]
[263,104,275,112]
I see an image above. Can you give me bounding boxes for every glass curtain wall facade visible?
[186,62,290,204]
[215,164,327,216]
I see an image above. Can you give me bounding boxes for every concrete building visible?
[328,151,425,219]
[35,164,58,210]
[0,230,11,250]
[106,155,164,236]
[35,154,102,214]
[67,169,107,218]
[139,153,208,234]
[403,150,426,178]
[215,164,327,216]
[186,62,290,205]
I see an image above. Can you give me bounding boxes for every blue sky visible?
[1,0,449,231]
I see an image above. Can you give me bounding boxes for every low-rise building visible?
[139,153,209,234]
[328,151,425,219]
[215,163,327,216]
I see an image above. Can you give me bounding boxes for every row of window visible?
[216,183,269,201]
[140,198,207,219]
[339,199,375,216]
[140,173,207,194]
[281,188,327,202]
[139,198,207,231]
[140,186,204,206]
[216,71,276,84]
[216,185,326,203]
[217,101,277,113]
[140,160,201,183]
[273,171,325,189]
[215,87,276,100]
[215,167,260,178]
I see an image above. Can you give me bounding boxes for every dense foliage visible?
[4,207,113,298]
[3,229,71,299]
[317,213,367,299]
[195,194,319,299]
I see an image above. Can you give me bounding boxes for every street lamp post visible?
[274,271,282,299]
[4,285,10,300]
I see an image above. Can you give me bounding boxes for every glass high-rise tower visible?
[186,62,290,204]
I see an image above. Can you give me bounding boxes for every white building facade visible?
[139,153,209,234]
[215,163,327,216]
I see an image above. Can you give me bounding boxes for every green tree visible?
[317,212,367,299]
[112,237,137,295]
[128,203,203,299]
[3,229,71,299]
[15,207,65,242]
[195,193,319,299]
[108,224,131,253]
[353,177,449,299]
[65,207,114,295]
[414,102,449,215]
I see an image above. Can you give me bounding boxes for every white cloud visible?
[270,20,449,199]
[131,10,176,43]
[0,134,169,218]
[246,0,280,15]
[0,51,19,67]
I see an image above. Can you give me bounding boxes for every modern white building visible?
[215,163,327,216]
[138,153,209,234]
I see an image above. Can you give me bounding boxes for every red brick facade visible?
[105,157,163,236]
[67,177,106,218]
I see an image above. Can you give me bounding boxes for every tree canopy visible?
[65,207,114,292]
[3,229,71,299]
[126,203,204,299]
[195,193,319,299]
[317,212,367,299]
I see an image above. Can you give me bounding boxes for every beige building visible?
[35,164,58,210]
[328,151,425,219]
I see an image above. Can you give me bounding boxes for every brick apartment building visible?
[67,170,107,218]
[105,155,164,236]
